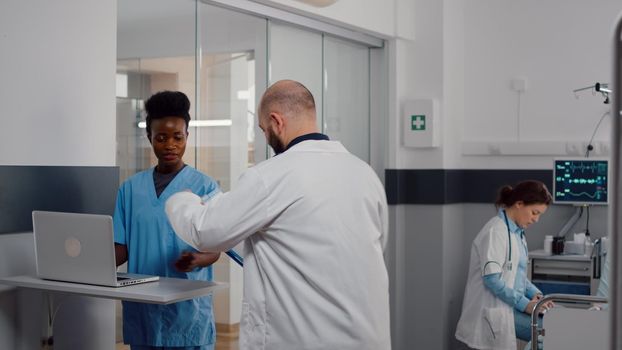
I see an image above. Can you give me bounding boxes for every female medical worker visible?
[113,91,220,350]
[456,180,554,350]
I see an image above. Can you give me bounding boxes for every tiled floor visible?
[214,327,240,350]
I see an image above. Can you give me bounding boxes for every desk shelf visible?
[0,275,227,304]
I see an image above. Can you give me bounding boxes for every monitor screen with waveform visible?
[553,158,609,205]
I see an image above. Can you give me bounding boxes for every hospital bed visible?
[530,293,608,350]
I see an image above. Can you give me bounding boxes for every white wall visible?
[389,0,445,170]
[442,0,465,169]
[390,0,622,170]
[456,0,621,169]
[0,0,117,348]
[0,0,116,166]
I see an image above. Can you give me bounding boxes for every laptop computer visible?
[32,211,159,287]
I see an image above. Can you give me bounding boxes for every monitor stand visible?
[556,205,585,238]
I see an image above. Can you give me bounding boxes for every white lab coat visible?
[455,216,521,350]
[166,140,391,350]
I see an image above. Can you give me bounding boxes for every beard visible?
[266,127,286,155]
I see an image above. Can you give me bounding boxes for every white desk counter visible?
[0,275,227,304]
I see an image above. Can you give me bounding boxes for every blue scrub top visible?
[114,166,219,347]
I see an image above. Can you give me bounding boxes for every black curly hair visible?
[144,91,191,139]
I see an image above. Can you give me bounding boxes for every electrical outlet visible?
[488,143,501,155]
[565,142,580,155]
[511,78,527,92]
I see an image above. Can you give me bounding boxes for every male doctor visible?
[165,80,391,350]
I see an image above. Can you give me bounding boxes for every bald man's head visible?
[259,80,316,121]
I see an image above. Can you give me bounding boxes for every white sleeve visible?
[380,196,389,252]
[166,167,271,252]
[478,223,508,276]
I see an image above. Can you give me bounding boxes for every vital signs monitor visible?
[553,158,609,205]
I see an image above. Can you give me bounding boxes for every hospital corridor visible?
[3,0,622,349]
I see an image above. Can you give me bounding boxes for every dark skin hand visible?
[175,251,221,272]
[115,243,128,266]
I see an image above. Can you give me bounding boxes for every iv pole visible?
[574,82,612,104]
[557,82,612,238]
[610,12,622,350]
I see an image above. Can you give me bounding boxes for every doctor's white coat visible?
[455,216,521,350]
[166,140,391,350]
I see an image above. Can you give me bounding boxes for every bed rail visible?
[530,293,608,350]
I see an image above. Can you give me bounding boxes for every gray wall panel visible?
[385,169,552,205]
[403,206,444,350]
[0,166,119,349]
[441,205,468,350]
[0,166,119,234]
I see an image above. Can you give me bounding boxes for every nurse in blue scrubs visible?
[113,91,221,350]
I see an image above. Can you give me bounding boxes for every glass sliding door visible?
[268,22,371,162]
[117,2,381,192]
[323,35,371,162]
[197,4,267,189]
[116,0,267,335]
[116,0,197,182]
[117,0,267,188]
[268,22,324,132]
[196,3,267,327]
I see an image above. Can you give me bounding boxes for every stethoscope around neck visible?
[502,209,514,271]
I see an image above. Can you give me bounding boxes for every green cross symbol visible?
[411,115,426,131]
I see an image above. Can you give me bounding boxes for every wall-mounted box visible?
[402,99,439,148]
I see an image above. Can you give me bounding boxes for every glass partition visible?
[268,22,324,132]
[268,22,371,161]
[117,0,266,184]
[116,0,266,338]
[197,4,267,189]
[116,0,197,182]
[117,2,376,180]
[323,35,371,162]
